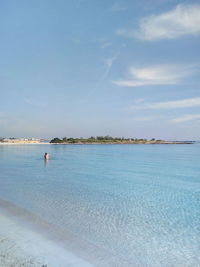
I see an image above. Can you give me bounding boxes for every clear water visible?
[0,144,200,266]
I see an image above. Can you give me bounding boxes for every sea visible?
[0,144,200,266]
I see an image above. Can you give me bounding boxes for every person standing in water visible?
[44,153,49,160]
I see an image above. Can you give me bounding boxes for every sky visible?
[0,0,200,140]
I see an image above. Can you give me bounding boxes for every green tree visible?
[62,137,68,142]
[50,137,62,143]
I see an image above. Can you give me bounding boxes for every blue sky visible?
[0,0,200,140]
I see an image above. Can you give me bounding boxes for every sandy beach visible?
[0,200,93,267]
[0,200,127,267]
[0,143,50,145]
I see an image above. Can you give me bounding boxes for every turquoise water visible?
[0,144,200,266]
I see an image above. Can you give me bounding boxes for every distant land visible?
[0,137,195,145]
[49,136,194,145]
[0,138,48,144]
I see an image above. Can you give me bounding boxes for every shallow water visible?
[0,144,200,266]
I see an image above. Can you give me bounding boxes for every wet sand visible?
[0,200,94,267]
[0,199,129,267]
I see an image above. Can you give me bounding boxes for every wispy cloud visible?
[110,2,127,12]
[113,64,196,87]
[172,114,200,123]
[100,42,112,49]
[78,51,120,103]
[25,98,46,108]
[134,98,145,104]
[131,97,200,110]
[132,115,162,121]
[117,4,200,40]
[103,52,120,80]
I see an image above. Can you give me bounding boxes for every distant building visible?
[0,138,42,143]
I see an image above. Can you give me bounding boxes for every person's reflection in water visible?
[44,158,48,167]
[44,153,49,167]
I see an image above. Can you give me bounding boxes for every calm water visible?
[0,144,200,266]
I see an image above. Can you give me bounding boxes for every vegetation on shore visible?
[50,136,165,144]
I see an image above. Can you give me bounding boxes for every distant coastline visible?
[0,142,49,145]
[0,137,195,145]
[0,138,49,145]
[49,137,194,145]
[49,141,194,145]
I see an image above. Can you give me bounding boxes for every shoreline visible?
[0,199,130,267]
[0,199,94,267]
[0,141,195,145]
[0,142,50,145]
[49,141,194,145]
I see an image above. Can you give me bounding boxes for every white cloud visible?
[113,64,196,87]
[132,97,200,110]
[117,4,200,40]
[172,114,200,123]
